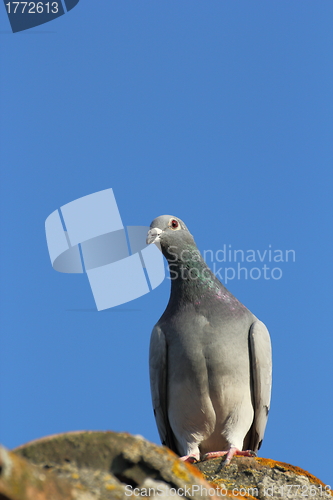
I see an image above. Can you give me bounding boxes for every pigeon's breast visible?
[163,304,254,395]
[163,306,254,448]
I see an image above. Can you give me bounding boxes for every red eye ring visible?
[171,219,179,229]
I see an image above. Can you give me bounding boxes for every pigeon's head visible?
[147,215,189,244]
[146,215,197,261]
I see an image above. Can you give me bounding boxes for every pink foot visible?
[179,455,199,463]
[203,447,256,466]
[203,450,228,460]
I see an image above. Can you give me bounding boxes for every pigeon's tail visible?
[162,424,179,456]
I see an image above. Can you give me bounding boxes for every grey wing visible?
[248,320,272,452]
[149,324,178,453]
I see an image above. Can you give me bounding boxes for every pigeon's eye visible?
[170,219,179,229]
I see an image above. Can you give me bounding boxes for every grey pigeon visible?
[146,215,272,464]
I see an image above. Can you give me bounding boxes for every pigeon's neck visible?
[164,243,228,305]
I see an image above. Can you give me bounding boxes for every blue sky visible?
[0,0,332,486]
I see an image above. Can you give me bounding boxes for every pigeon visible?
[146,215,272,464]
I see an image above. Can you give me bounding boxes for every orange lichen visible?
[256,457,332,492]
[105,484,116,491]
[164,447,178,458]
[183,460,211,479]
[171,460,190,482]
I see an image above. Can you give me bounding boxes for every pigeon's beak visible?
[146,227,163,245]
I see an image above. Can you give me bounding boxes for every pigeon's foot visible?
[179,455,199,463]
[203,448,256,466]
[202,450,228,460]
